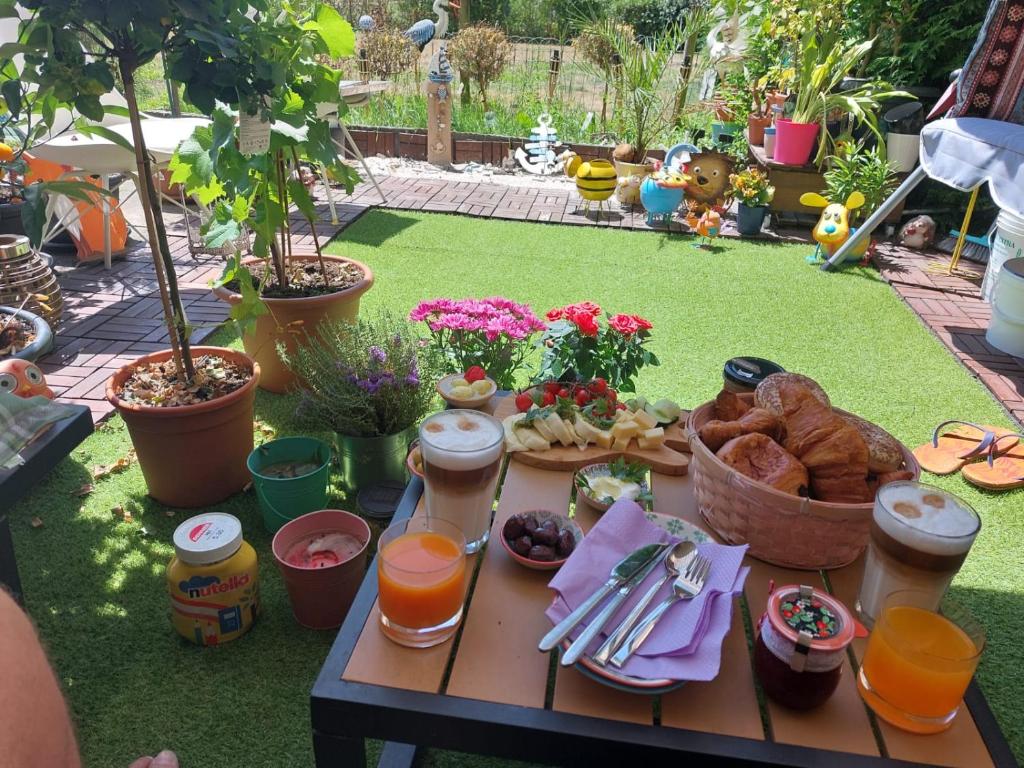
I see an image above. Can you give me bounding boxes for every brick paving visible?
[35,171,1024,430]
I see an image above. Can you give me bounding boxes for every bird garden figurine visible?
[686,207,723,248]
[0,359,54,399]
[799,191,870,265]
[404,0,460,80]
[640,160,690,228]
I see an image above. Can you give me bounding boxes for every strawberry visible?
[575,389,591,406]
[541,391,556,407]
[464,365,486,383]
[515,392,534,412]
[589,377,608,395]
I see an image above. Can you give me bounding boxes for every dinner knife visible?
[538,542,667,653]
[560,546,671,666]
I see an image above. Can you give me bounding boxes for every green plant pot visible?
[334,427,415,495]
[247,437,333,534]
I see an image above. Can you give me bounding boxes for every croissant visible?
[755,373,830,417]
[714,390,751,421]
[716,433,809,496]
[777,381,872,504]
[699,408,784,452]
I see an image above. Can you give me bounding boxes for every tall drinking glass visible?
[858,590,984,734]
[418,410,504,553]
[378,516,467,648]
[856,481,979,627]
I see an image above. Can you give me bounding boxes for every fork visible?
[609,554,711,669]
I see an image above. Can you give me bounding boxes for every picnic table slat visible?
[445,461,572,707]
[744,560,881,757]
[342,496,474,692]
[653,473,765,741]
[826,559,996,768]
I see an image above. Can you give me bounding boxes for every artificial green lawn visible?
[11,210,1024,767]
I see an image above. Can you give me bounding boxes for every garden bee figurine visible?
[0,359,54,399]
[562,151,618,219]
[799,191,870,265]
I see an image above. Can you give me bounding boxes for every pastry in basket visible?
[716,433,809,496]
[755,373,830,416]
[867,469,916,495]
[698,408,784,452]
[714,390,751,421]
[840,412,904,474]
[777,381,872,504]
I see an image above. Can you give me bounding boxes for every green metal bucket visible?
[247,437,332,534]
[334,427,414,495]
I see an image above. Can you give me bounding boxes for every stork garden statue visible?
[405,0,460,166]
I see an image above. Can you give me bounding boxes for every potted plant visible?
[580,21,681,206]
[747,84,772,146]
[822,142,896,261]
[0,303,52,361]
[11,1,265,506]
[712,71,751,143]
[534,302,659,393]
[729,167,775,236]
[167,3,366,393]
[408,296,546,391]
[777,31,906,166]
[281,310,439,496]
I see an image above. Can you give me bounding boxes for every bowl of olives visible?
[499,510,582,571]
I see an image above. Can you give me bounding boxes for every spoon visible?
[591,540,696,666]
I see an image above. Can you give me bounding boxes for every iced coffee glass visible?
[856,481,980,627]
[418,410,504,553]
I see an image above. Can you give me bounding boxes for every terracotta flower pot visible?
[212,253,374,393]
[106,346,259,508]
[747,114,771,146]
[272,509,371,629]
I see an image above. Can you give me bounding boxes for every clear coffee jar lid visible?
[173,513,244,566]
[763,585,854,672]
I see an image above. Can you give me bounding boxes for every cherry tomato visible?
[607,388,617,402]
[541,391,556,407]
[616,402,627,410]
[574,389,591,406]
[544,381,561,395]
[515,392,534,412]
[589,377,608,395]
[557,387,570,399]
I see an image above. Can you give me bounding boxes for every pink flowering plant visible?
[409,297,546,390]
[535,302,659,392]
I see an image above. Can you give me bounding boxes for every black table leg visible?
[313,729,366,768]
[378,742,416,768]
[0,512,23,605]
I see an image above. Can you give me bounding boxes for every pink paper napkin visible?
[545,500,748,682]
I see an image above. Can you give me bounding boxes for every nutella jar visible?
[754,585,855,709]
[722,357,785,394]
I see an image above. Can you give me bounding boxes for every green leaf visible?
[174,133,214,187]
[41,179,116,203]
[1,79,21,117]
[314,5,355,58]
[20,183,46,248]
[230,265,268,336]
[74,94,104,122]
[287,178,316,220]
[205,218,242,249]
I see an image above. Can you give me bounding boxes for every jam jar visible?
[166,513,260,646]
[754,584,855,710]
[722,357,785,394]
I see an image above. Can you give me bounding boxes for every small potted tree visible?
[13,0,261,507]
[167,3,371,393]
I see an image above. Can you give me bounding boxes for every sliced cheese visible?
[637,426,666,450]
[594,428,614,449]
[544,412,573,447]
[563,418,588,450]
[612,435,632,451]
[502,415,527,452]
[632,408,658,430]
[614,409,635,424]
[532,417,556,443]
[611,420,640,440]
[573,415,601,444]
[515,427,551,452]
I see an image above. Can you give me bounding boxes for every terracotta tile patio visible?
[35,173,1024,431]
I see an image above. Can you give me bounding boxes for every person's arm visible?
[0,588,82,768]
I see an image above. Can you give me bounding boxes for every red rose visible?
[608,313,640,336]
[546,307,566,321]
[630,314,653,330]
[568,300,602,317]
[566,307,599,336]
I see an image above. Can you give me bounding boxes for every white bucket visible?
[986,257,1024,357]
[982,209,1024,302]
[886,132,919,173]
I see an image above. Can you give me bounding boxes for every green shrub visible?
[610,0,688,39]
[448,24,513,109]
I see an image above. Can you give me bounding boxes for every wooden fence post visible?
[358,48,369,82]
[547,49,561,101]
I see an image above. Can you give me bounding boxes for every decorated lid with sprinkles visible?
[766,585,854,652]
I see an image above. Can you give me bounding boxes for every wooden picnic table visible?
[311,402,1017,768]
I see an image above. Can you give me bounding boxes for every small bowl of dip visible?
[575,462,653,512]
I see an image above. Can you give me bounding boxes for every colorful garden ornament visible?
[686,208,723,248]
[799,191,871,265]
[0,359,54,399]
[563,152,618,219]
[640,161,690,227]
[514,114,565,175]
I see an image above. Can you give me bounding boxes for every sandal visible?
[912,420,1020,475]
[962,433,1024,491]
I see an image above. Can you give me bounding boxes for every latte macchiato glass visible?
[418,410,504,553]
[856,481,979,627]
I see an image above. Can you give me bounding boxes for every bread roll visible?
[716,432,809,496]
[755,373,830,417]
[841,413,904,474]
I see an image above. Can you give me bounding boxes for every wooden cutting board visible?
[493,397,690,476]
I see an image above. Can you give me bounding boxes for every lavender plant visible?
[281,310,439,438]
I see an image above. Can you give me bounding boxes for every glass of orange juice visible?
[378,517,467,648]
[858,590,984,734]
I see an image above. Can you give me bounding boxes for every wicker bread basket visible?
[685,394,920,570]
